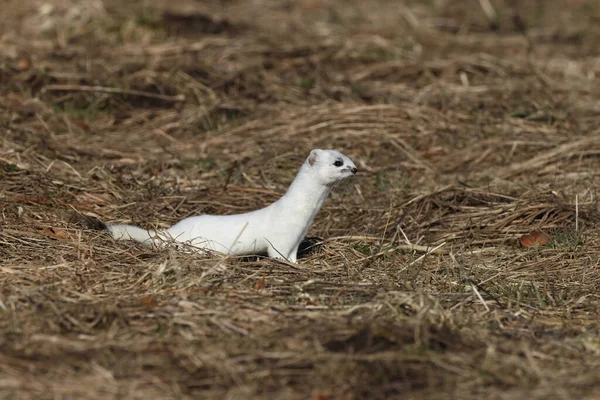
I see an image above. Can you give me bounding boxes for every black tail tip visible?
[70,214,108,231]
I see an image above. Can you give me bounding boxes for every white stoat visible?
[106,149,357,263]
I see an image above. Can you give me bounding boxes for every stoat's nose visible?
[351,167,358,174]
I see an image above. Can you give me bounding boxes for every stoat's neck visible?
[276,163,331,222]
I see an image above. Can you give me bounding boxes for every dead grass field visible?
[2,0,600,398]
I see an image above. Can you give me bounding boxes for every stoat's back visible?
[166,211,271,255]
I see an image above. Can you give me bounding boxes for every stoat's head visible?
[306,149,357,185]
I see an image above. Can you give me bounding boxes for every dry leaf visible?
[312,392,330,400]
[74,120,90,131]
[519,230,550,247]
[422,147,447,159]
[254,276,266,290]
[140,296,158,308]
[17,58,31,71]
[299,0,320,10]
[42,227,71,240]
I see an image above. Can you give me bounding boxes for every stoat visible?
[106,149,357,263]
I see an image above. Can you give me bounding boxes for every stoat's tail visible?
[107,224,157,243]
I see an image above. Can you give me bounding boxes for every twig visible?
[471,284,490,312]
[409,242,447,266]
[389,138,437,173]
[5,195,107,216]
[398,226,411,246]
[399,4,422,30]
[576,194,579,232]
[42,84,185,102]
[478,0,497,25]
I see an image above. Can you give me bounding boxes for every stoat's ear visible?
[307,149,322,166]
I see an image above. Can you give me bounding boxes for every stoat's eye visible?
[333,159,343,167]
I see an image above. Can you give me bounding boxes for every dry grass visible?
[2,0,600,398]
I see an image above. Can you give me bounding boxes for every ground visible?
[2,0,600,399]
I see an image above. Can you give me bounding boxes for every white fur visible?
[107,149,357,263]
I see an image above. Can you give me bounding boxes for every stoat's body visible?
[107,149,357,263]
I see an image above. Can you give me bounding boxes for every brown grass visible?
[2,0,600,398]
